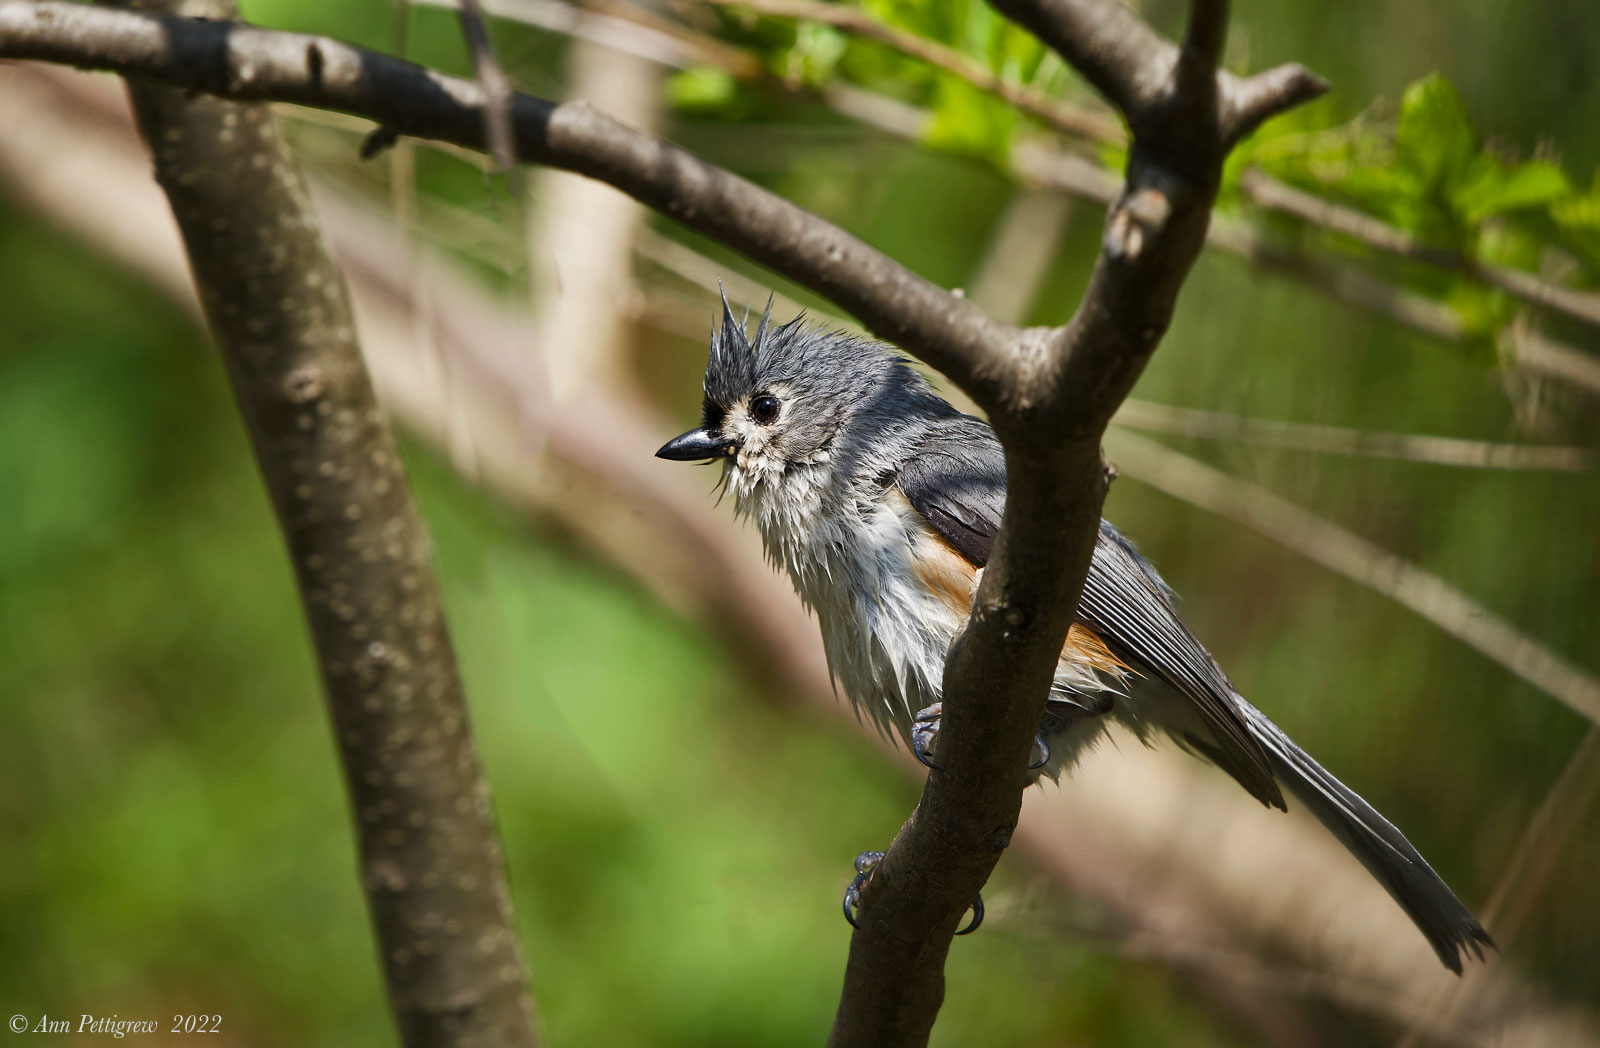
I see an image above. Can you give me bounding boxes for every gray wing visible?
[896,418,1283,810]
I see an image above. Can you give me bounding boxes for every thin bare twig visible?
[1111,401,1599,472]
[456,0,516,171]
[1393,725,1600,1048]
[1240,169,1600,332]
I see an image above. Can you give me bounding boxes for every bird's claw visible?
[911,704,942,770]
[842,851,885,928]
[1028,732,1051,771]
[841,849,984,935]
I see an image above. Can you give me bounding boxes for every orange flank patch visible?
[1063,623,1130,675]
[910,531,980,616]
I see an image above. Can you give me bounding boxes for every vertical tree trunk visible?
[117,1,541,1043]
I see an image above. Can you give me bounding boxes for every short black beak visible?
[655,427,731,462]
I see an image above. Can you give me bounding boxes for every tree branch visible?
[1239,169,1600,331]
[828,1,1322,1045]
[103,0,540,1042]
[456,0,516,171]
[0,0,1017,407]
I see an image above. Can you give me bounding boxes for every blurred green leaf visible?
[925,74,1016,163]
[1396,74,1478,189]
[1550,173,1600,273]
[667,66,740,112]
[790,21,849,86]
[1451,157,1573,223]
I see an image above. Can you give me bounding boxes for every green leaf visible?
[1550,175,1600,273]
[666,67,738,112]
[924,74,1016,164]
[1395,74,1478,188]
[1451,158,1573,223]
[791,21,847,85]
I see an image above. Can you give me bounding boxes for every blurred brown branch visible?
[1111,401,1598,472]
[1238,169,1600,333]
[101,0,541,1041]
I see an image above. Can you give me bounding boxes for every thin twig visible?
[1240,169,1600,332]
[1393,726,1600,1048]
[456,0,516,170]
[1111,400,1598,472]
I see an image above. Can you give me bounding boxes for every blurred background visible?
[1,0,1597,1044]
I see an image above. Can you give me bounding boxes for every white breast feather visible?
[728,450,1126,760]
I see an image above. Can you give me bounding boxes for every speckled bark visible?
[115,1,539,1044]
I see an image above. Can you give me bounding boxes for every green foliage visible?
[925,73,1017,162]
[668,66,741,112]
[664,2,1597,353]
[670,0,1069,164]
[1251,74,1594,274]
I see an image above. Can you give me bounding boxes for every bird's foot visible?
[841,849,984,935]
[911,704,942,768]
[911,703,1049,772]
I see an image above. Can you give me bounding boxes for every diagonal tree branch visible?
[102,0,540,1043]
[0,0,1017,406]
[1238,169,1600,332]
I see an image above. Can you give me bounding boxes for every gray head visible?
[655,294,950,489]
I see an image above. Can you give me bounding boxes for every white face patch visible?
[722,382,801,491]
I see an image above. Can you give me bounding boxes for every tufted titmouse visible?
[656,298,1491,971]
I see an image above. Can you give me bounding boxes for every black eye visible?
[750,395,781,425]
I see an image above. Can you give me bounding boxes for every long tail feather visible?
[1236,696,1495,973]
